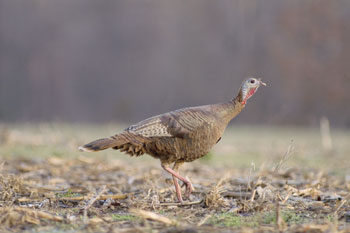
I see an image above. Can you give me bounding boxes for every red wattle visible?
[242,88,257,105]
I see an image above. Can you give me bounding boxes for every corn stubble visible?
[0,154,349,233]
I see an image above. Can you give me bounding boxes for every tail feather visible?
[79,136,126,152]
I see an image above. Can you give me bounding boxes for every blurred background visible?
[0,0,349,127]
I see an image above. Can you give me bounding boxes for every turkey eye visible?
[250,80,255,84]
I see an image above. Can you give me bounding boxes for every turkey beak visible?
[259,80,267,86]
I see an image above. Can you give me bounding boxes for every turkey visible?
[79,78,266,202]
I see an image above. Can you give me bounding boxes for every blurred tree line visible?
[0,0,349,127]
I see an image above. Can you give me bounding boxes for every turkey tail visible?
[78,135,127,152]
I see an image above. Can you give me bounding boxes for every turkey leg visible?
[172,161,184,202]
[161,162,194,202]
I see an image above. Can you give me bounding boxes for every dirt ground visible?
[0,124,349,232]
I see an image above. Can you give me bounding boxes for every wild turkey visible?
[79,78,266,202]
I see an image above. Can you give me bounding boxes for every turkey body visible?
[127,105,233,163]
[83,102,243,164]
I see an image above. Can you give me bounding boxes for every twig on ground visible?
[250,189,257,202]
[83,185,107,223]
[247,161,256,192]
[205,175,229,208]
[160,199,203,206]
[275,196,280,231]
[197,214,211,227]
[333,199,347,217]
[130,209,177,225]
[281,191,292,204]
[18,194,128,203]
[8,207,64,222]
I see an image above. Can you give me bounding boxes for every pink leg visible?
[172,173,183,202]
[173,161,194,200]
[161,161,194,202]
[172,161,184,203]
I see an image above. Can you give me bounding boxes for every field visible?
[0,123,349,233]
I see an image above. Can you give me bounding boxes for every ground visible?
[0,123,349,233]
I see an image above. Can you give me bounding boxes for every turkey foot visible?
[184,179,194,200]
[175,177,194,201]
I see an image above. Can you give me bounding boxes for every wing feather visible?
[126,115,173,137]
[126,106,214,139]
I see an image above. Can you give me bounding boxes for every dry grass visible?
[0,123,349,233]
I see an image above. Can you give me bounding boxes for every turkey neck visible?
[215,88,245,123]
